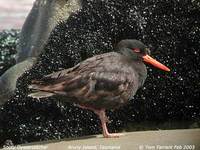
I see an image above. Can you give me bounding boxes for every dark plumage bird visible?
[28,39,170,138]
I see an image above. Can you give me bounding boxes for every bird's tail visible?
[28,80,55,99]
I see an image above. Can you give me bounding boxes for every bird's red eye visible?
[133,48,140,53]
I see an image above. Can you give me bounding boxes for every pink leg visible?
[96,109,124,138]
[77,105,123,138]
[77,105,109,123]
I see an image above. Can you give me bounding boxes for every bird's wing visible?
[30,52,137,102]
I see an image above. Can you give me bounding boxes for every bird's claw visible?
[103,133,124,138]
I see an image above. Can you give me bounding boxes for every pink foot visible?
[103,132,124,138]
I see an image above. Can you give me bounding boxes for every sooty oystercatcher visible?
[28,39,170,138]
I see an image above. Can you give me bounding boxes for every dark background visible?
[0,0,199,146]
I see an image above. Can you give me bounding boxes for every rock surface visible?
[17,0,81,62]
[18,129,200,150]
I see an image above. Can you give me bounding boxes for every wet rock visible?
[17,0,81,63]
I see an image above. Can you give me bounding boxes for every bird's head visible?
[116,39,170,72]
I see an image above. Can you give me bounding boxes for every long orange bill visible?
[142,55,170,72]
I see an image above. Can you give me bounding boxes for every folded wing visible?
[28,52,138,107]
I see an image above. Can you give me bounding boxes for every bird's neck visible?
[119,50,147,88]
[132,61,147,88]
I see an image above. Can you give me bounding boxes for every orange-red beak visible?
[142,55,170,72]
